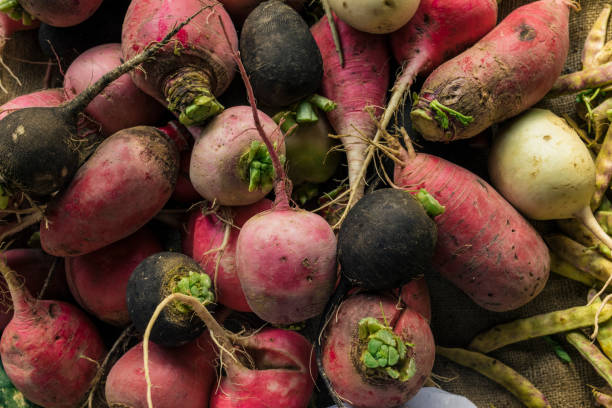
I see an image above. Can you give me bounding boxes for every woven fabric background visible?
[0,2,608,407]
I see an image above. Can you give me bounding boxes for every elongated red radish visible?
[0,259,106,408]
[394,144,549,312]
[65,227,163,326]
[411,0,573,141]
[40,125,179,257]
[210,328,317,408]
[342,0,497,216]
[122,0,237,125]
[189,105,284,206]
[0,248,69,331]
[105,332,216,408]
[311,13,390,201]
[182,199,273,312]
[64,43,166,136]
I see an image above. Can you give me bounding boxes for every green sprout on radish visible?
[238,141,286,192]
[429,99,474,130]
[173,271,215,314]
[358,317,416,381]
[0,0,33,24]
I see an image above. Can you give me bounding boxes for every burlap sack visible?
[0,2,607,407]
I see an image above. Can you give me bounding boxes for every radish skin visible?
[311,14,390,201]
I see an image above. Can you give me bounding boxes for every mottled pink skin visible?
[40,126,179,257]
[413,0,570,141]
[400,277,431,323]
[322,293,435,408]
[65,227,163,326]
[311,14,390,194]
[0,287,106,408]
[121,0,237,105]
[219,0,305,25]
[210,328,316,408]
[105,332,216,408]
[0,249,70,331]
[182,199,273,312]
[189,106,284,206]
[390,0,498,77]
[0,88,64,120]
[64,43,166,136]
[394,153,550,311]
[19,0,102,27]
[236,208,337,324]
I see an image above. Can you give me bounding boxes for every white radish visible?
[327,0,420,34]
[489,108,612,248]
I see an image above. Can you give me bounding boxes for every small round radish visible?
[489,108,612,250]
[189,106,284,206]
[126,252,215,347]
[337,188,437,290]
[328,0,420,34]
[0,259,106,408]
[17,0,103,27]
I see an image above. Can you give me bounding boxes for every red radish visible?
[0,248,69,331]
[12,0,103,27]
[411,0,574,141]
[182,199,273,312]
[342,0,498,215]
[65,227,163,326]
[121,0,238,125]
[0,258,106,408]
[189,105,284,206]
[0,88,65,120]
[210,328,317,408]
[393,143,550,312]
[64,43,166,136]
[106,331,216,408]
[310,13,390,201]
[40,125,179,257]
[321,292,435,408]
[399,277,431,323]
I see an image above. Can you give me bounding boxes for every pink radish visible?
[121,0,238,125]
[310,13,390,201]
[182,198,273,312]
[40,125,179,257]
[0,88,64,120]
[105,332,216,408]
[11,0,103,27]
[210,328,317,408]
[0,248,70,331]
[0,258,106,408]
[341,0,498,216]
[65,226,163,326]
[189,105,284,206]
[64,43,166,136]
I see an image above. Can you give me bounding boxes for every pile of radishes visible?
[0,0,599,406]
